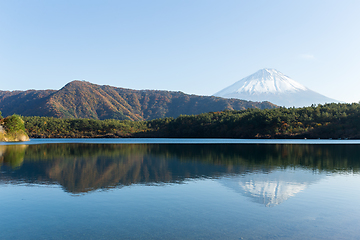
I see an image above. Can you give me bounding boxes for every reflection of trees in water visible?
[0,145,28,168]
[0,144,360,194]
[0,145,4,165]
[163,144,360,172]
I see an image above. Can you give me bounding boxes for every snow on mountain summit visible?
[214,69,339,107]
[215,69,307,96]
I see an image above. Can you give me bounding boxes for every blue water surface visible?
[1,140,360,239]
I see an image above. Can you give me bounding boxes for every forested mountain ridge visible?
[0,89,56,117]
[0,81,277,120]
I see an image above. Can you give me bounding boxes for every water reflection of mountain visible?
[0,144,359,195]
[219,170,323,207]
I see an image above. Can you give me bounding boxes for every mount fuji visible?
[214,69,339,107]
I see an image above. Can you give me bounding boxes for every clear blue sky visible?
[1,0,359,103]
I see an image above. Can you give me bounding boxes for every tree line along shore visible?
[0,113,29,141]
[17,103,360,139]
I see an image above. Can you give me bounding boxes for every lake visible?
[1,139,360,239]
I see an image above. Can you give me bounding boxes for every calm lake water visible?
[1,139,360,239]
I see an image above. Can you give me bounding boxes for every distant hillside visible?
[0,81,277,120]
[0,90,56,117]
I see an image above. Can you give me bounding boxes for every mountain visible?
[0,81,277,120]
[0,89,56,117]
[214,69,339,107]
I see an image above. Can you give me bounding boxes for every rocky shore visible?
[0,115,29,142]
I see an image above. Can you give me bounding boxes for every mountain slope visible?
[0,81,277,120]
[0,90,56,117]
[214,69,339,107]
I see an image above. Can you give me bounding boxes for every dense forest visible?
[23,103,360,139]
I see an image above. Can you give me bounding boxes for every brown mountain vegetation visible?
[0,81,277,120]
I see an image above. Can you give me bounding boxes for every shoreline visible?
[2,138,360,145]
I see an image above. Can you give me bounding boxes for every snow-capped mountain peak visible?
[214,68,339,107]
[216,68,307,96]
